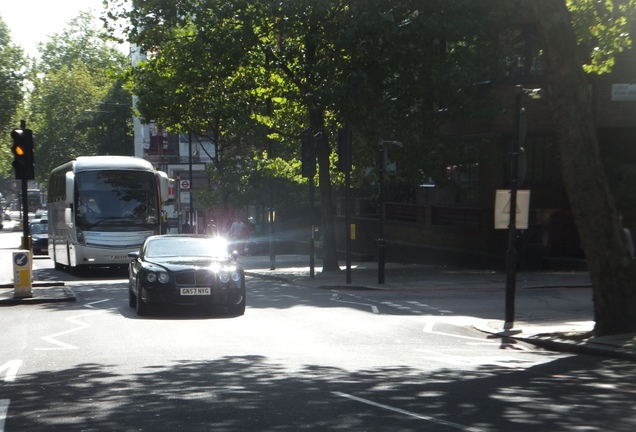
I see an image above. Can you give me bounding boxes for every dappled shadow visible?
[3,354,636,431]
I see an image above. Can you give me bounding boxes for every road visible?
[1,229,636,431]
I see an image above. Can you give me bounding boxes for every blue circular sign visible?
[14,253,28,267]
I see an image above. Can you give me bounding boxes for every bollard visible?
[13,250,33,298]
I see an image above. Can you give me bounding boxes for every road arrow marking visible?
[0,360,22,382]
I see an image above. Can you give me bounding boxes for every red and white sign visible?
[180,180,190,190]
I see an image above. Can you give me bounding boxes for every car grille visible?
[174,270,215,286]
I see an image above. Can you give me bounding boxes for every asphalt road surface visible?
[1,230,636,431]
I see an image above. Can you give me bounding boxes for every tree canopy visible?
[0,17,27,179]
[26,11,131,182]
[106,0,501,270]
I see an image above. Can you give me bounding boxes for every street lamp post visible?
[504,85,541,330]
[377,139,403,284]
[504,86,523,330]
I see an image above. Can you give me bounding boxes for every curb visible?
[517,335,636,362]
[473,322,636,362]
[0,285,76,305]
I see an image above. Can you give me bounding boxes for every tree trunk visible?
[530,0,636,335]
[311,111,340,272]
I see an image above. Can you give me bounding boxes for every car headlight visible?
[146,272,169,283]
[219,271,230,283]
[231,271,241,282]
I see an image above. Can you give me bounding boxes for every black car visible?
[128,235,246,316]
[29,218,48,255]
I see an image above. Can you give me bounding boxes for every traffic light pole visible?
[20,173,29,250]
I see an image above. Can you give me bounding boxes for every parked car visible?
[29,218,48,255]
[128,235,246,316]
[34,209,48,219]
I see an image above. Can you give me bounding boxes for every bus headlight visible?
[76,229,85,245]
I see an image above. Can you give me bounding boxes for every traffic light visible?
[11,128,35,180]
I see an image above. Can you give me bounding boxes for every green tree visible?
[26,11,130,183]
[107,0,497,270]
[0,17,27,178]
[529,0,636,335]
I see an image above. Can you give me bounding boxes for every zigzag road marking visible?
[37,299,112,350]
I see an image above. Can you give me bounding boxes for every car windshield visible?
[145,237,230,259]
[30,223,48,234]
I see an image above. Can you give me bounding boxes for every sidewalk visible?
[1,253,635,361]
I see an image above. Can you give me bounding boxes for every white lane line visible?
[332,392,485,431]
[0,360,22,382]
[0,399,9,432]
[37,299,112,350]
[331,294,379,314]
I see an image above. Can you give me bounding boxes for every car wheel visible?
[135,281,148,316]
[228,296,246,317]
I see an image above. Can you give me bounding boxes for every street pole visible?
[309,175,315,278]
[188,131,194,232]
[378,141,386,284]
[504,85,523,330]
[377,139,402,284]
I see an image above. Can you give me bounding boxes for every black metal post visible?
[504,86,522,330]
[269,206,276,270]
[20,174,29,250]
[345,150,352,285]
[188,131,194,232]
[309,175,315,278]
[378,141,385,284]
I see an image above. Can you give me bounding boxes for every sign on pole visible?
[494,189,531,230]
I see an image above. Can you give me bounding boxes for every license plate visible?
[180,288,211,295]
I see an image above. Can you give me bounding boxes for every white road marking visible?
[0,360,22,382]
[0,399,9,431]
[331,294,379,313]
[332,391,485,431]
[37,299,112,350]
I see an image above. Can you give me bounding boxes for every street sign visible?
[494,189,530,230]
[180,180,190,189]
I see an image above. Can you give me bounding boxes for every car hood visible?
[31,234,48,240]
[145,257,235,271]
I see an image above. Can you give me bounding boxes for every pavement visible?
[1,253,635,361]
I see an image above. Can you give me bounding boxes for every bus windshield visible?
[75,170,159,230]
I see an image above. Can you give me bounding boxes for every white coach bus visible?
[47,156,168,274]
